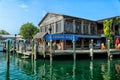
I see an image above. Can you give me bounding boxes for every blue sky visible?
[0,0,120,34]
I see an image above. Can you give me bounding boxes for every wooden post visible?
[6,40,10,80]
[50,39,52,62]
[73,35,76,62]
[34,41,37,60]
[90,39,93,60]
[43,40,46,58]
[107,40,110,59]
[13,40,15,53]
[32,39,34,61]
[6,48,10,80]
[7,40,10,65]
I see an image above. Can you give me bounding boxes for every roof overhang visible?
[34,32,47,39]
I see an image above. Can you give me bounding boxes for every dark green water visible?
[1,52,120,80]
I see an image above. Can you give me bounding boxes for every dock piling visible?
[73,35,76,62]
[90,39,93,60]
[43,40,46,58]
[34,41,37,60]
[7,40,10,64]
[50,39,52,62]
[32,39,34,62]
[107,40,110,59]
[49,33,53,62]
[6,40,10,80]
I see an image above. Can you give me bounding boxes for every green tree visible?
[19,22,39,39]
[0,30,10,34]
[103,19,114,48]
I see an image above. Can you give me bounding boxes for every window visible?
[83,21,89,34]
[91,23,97,35]
[40,27,42,32]
[42,27,45,32]
[64,20,73,33]
[76,21,81,34]
[56,21,61,32]
[50,23,54,33]
[46,25,49,33]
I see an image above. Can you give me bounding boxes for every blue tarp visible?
[45,34,78,41]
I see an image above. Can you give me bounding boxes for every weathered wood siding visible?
[40,14,64,33]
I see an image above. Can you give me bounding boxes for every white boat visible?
[0,44,4,52]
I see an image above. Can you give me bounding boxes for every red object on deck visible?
[115,38,119,45]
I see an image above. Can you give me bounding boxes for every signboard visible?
[45,34,78,41]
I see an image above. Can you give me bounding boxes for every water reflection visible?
[3,53,120,80]
[115,64,120,76]
[101,60,111,80]
[72,60,76,80]
[6,50,10,80]
[6,59,10,80]
[90,61,93,80]
[50,61,52,80]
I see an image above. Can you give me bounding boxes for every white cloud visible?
[18,3,28,9]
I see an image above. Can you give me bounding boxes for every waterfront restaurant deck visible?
[44,49,120,56]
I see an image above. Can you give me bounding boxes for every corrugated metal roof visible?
[34,32,47,39]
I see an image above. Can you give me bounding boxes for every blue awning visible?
[115,35,120,38]
[77,35,101,39]
[45,34,78,41]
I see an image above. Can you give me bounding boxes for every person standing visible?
[115,37,119,49]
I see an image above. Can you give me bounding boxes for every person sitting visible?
[116,43,120,49]
[101,43,106,50]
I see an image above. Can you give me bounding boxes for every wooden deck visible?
[46,49,120,56]
[15,49,120,57]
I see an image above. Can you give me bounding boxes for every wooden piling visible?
[73,35,76,62]
[32,39,34,62]
[5,40,10,80]
[13,40,15,54]
[49,33,53,62]
[34,41,37,60]
[107,40,110,59]
[7,40,10,64]
[90,39,93,60]
[6,55,10,80]
[50,40,52,62]
[43,40,46,58]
